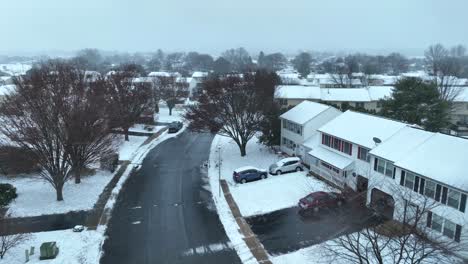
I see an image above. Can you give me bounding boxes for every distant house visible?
[148,71,181,78]
[274,85,393,112]
[189,71,209,97]
[279,101,341,158]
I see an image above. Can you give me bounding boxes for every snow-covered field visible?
[155,106,184,123]
[128,124,165,134]
[116,134,148,160]
[0,170,114,217]
[3,228,103,264]
[0,134,150,217]
[0,63,32,76]
[215,135,336,217]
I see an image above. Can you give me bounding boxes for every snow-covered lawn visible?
[215,135,336,217]
[0,170,113,218]
[116,134,148,161]
[155,106,184,123]
[3,228,103,264]
[128,124,165,134]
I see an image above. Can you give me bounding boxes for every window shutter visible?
[455,225,462,243]
[419,178,425,195]
[374,158,378,171]
[414,176,420,192]
[441,187,448,204]
[435,184,442,202]
[460,194,467,213]
[400,171,406,186]
[392,167,396,180]
[426,211,432,228]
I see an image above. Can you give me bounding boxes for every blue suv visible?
[233,166,268,184]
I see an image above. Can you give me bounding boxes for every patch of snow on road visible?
[0,170,114,217]
[216,135,336,217]
[3,229,102,264]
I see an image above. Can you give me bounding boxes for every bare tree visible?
[105,66,153,141]
[0,231,30,259]
[62,78,116,184]
[158,76,189,116]
[184,74,264,156]
[0,61,75,201]
[425,44,462,102]
[320,183,466,264]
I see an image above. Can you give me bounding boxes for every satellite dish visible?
[373,137,382,144]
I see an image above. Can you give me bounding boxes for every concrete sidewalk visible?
[220,180,272,264]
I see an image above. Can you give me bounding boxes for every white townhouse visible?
[275,85,393,112]
[368,130,468,255]
[279,101,341,158]
[305,110,407,189]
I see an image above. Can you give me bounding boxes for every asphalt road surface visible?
[101,131,241,264]
[247,201,382,254]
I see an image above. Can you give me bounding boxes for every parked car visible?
[233,166,268,184]
[168,121,183,133]
[269,157,303,175]
[298,191,346,212]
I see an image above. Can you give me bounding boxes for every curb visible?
[220,180,273,264]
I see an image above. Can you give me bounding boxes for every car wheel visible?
[296,167,302,172]
[313,207,319,213]
[241,179,247,184]
[261,174,267,179]
[276,170,282,175]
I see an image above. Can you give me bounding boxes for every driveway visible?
[100,131,241,264]
[247,200,382,254]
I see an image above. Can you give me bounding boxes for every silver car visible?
[269,157,303,175]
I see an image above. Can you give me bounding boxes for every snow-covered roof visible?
[0,84,15,96]
[191,71,208,78]
[318,111,407,149]
[320,88,370,102]
[309,146,353,170]
[303,132,320,149]
[454,88,468,102]
[367,86,393,101]
[394,134,468,191]
[370,126,433,162]
[280,101,336,125]
[275,85,321,100]
[275,85,393,102]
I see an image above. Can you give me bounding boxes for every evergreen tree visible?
[380,77,450,132]
[292,52,312,78]
[258,51,265,68]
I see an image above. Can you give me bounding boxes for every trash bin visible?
[39,242,59,260]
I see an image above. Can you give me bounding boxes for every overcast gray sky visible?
[1,0,467,56]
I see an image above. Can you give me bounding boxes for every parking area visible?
[246,198,383,255]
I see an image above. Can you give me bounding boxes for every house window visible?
[385,163,394,178]
[283,120,302,135]
[447,190,461,210]
[443,219,456,239]
[424,180,436,199]
[320,161,339,174]
[405,172,415,190]
[321,133,352,156]
[282,137,296,149]
[375,158,393,178]
[356,102,365,108]
[431,214,443,233]
[358,147,370,162]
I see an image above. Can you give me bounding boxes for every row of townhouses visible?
[275,84,468,136]
[280,101,468,256]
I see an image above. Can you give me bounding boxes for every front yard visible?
[214,135,336,217]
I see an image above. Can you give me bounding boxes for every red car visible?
[298,191,346,212]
